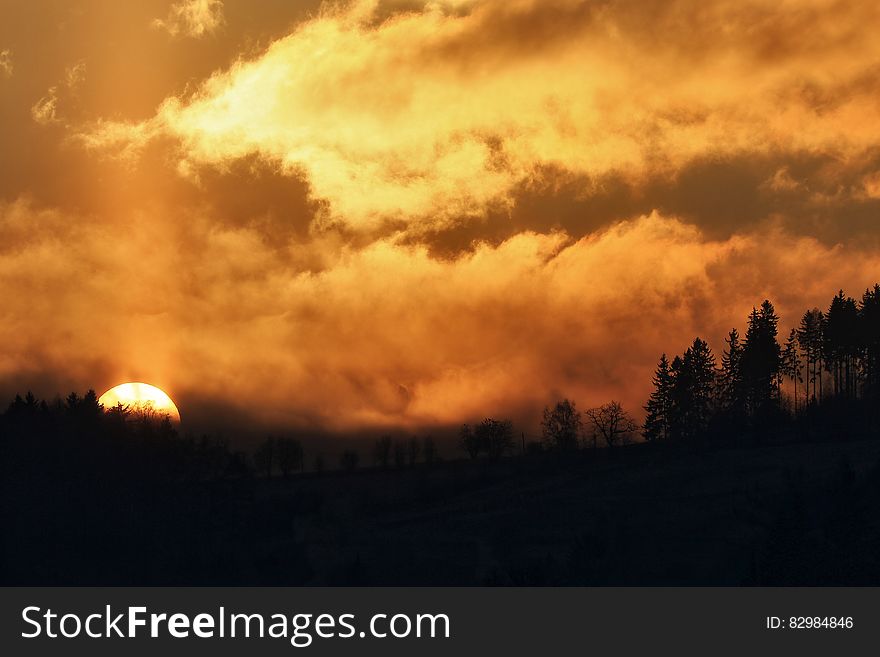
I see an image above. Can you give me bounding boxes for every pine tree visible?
[742,300,782,413]
[668,355,686,440]
[860,284,880,398]
[720,328,744,415]
[669,338,716,441]
[781,328,803,413]
[644,354,673,441]
[797,308,825,404]
[824,290,859,398]
[687,337,717,432]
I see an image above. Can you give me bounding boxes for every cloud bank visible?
[2,198,878,432]
[84,0,880,236]
[3,0,880,435]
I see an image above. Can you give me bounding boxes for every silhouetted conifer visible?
[644,354,672,441]
[742,301,781,414]
[720,328,745,417]
[782,328,803,413]
[798,308,825,404]
[861,284,880,397]
[825,291,860,398]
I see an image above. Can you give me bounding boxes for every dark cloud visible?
[419,149,880,256]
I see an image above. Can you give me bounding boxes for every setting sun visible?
[98,382,181,423]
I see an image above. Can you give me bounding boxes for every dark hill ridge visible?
[245,438,880,585]
[4,421,880,585]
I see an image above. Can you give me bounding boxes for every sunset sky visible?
[1,0,879,435]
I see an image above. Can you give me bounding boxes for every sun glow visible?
[98,382,181,423]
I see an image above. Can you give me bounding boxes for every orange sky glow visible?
[1,0,879,435]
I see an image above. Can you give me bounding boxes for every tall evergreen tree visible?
[797,308,825,404]
[781,328,803,413]
[687,337,717,432]
[824,290,860,398]
[742,300,782,413]
[668,355,686,440]
[644,353,673,441]
[720,328,744,415]
[669,338,716,441]
[860,284,880,398]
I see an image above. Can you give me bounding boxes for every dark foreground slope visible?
[246,439,880,585]
[4,428,880,585]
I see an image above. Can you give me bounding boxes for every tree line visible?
[3,281,878,473]
[644,284,880,443]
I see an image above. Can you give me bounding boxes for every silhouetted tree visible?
[314,453,325,475]
[741,301,781,413]
[798,308,825,404]
[586,401,638,448]
[861,284,880,397]
[106,401,131,430]
[373,435,392,468]
[782,328,803,413]
[78,389,104,428]
[824,290,860,398]
[475,418,515,459]
[459,423,481,459]
[541,399,582,450]
[720,328,745,417]
[669,338,716,440]
[644,354,673,441]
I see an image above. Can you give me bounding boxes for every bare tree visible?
[585,401,638,448]
[475,418,514,459]
[541,399,582,450]
[458,423,481,459]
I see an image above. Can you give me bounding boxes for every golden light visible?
[98,382,181,424]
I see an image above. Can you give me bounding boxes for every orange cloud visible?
[153,0,225,38]
[30,61,87,126]
[31,88,60,125]
[80,0,880,234]
[3,197,877,432]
